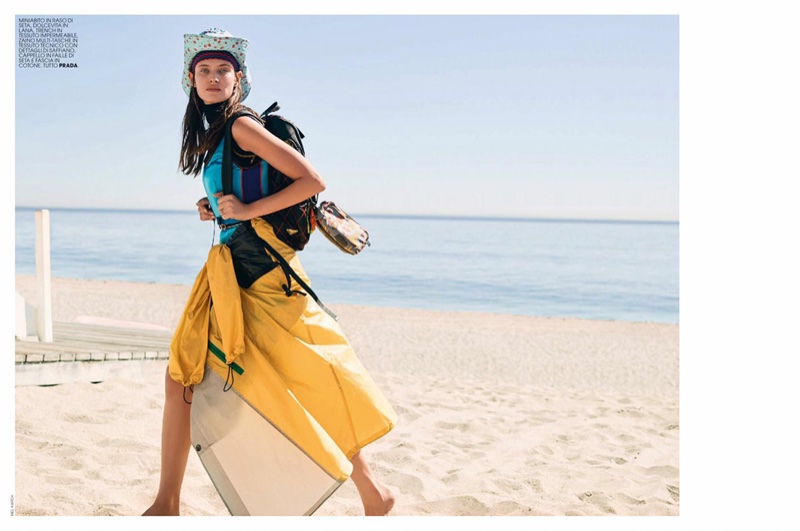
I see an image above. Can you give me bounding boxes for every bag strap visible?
[243,222,338,321]
[264,101,280,115]
[222,110,257,196]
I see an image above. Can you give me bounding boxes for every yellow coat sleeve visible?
[169,245,245,386]
[206,245,245,365]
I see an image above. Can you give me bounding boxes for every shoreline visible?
[14,273,679,327]
[15,274,679,395]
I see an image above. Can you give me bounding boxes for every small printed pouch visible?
[313,201,371,255]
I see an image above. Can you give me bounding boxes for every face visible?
[189,59,242,105]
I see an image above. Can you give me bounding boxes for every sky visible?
[6,2,800,531]
[14,13,678,221]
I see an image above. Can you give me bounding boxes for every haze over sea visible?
[15,208,678,324]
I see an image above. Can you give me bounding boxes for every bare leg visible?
[349,450,396,516]
[142,367,193,516]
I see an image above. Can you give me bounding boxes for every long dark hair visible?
[179,83,261,176]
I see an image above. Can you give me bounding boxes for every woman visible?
[143,28,397,517]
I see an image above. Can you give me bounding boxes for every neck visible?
[203,101,226,127]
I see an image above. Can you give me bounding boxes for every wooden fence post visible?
[35,209,53,342]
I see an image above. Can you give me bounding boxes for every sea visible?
[14,208,679,324]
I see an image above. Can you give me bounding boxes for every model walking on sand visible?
[143,28,397,516]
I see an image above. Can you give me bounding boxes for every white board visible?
[190,367,344,516]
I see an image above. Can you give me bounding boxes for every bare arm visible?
[215,115,326,221]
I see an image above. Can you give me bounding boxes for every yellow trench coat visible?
[169,218,397,481]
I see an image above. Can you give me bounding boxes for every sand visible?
[13,274,679,517]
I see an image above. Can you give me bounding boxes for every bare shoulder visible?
[231,114,268,138]
[230,113,278,150]
[231,113,263,134]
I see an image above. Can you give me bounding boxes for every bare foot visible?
[142,500,180,516]
[363,487,396,516]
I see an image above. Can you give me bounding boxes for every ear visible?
[188,71,195,86]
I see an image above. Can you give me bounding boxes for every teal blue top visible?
[202,138,270,244]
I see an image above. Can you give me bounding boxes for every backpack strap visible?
[222,110,258,196]
[243,222,338,321]
[264,101,280,115]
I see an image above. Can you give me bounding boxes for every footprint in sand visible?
[15,508,52,516]
[442,471,460,485]
[615,493,646,505]
[60,458,83,471]
[434,420,471,433]
[667,484,680,502]
[45,475,81,486]
[393,404,421,422]
[490,500,536,515]
[524,478,544,493]
[15,419,35,435]
[645,465,679,478]
[96,437,147,450]
[490,477,529,495]
[66,413,102,424]
[577,491,616,514]
[411,495,489,516]
[93,504,124,516]
[394,441,417,451]
[49,443,84,458]
[615,408,645,418]
[383,470,424,496]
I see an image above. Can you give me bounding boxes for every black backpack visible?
[222,101,317,250]
[221,104,338,321]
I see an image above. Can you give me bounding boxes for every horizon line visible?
[14,206,679,225]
